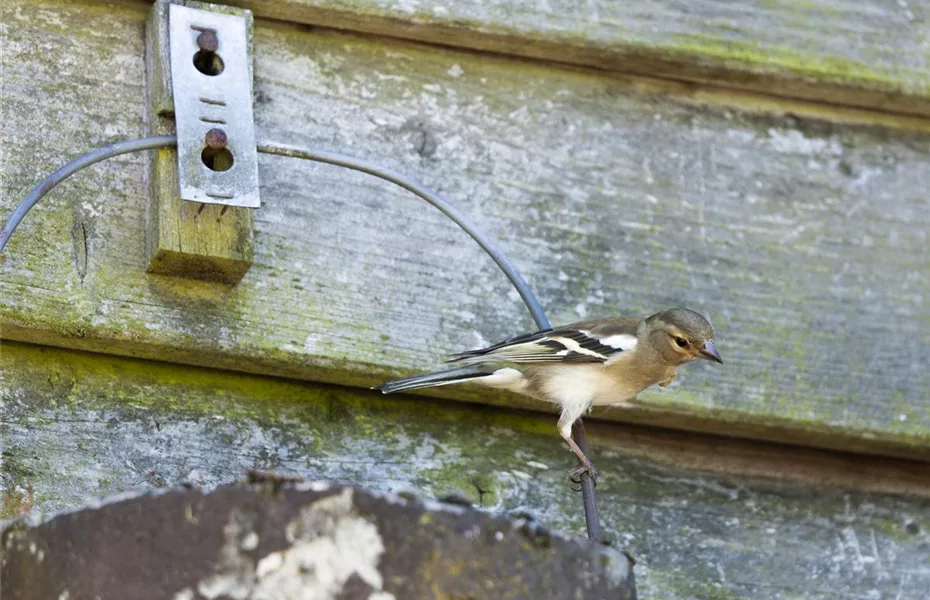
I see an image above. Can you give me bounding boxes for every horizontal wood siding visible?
[3,341,930,599]
[230,0,930,117]
[3,0,929,458]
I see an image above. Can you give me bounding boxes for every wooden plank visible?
[2,341,930,599]
[224,0,930,117]
[2,0,930,459]
[145,149,255,282]
[144,0,255,284]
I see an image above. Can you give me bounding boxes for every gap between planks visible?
[585,418,930,501]
[109,0,930,125]
[5,336,930,500]
[4,323,930,467]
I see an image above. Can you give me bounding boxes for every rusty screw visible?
[193,30,224,76]
[204,128,228,150]
[196,30,219,53]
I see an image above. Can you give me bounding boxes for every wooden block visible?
[144,0,254,284]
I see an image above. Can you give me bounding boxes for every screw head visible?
[204,128,228,149]
[196,30,219,53]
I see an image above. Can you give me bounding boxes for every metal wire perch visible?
[0,135,601,542]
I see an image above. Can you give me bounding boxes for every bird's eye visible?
[675,337,688,348]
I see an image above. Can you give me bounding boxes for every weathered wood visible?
[224,0,930,117]
[144,0,255,284]
[2,0,930,459]
[2,341,929,599]
[1,483,636,599]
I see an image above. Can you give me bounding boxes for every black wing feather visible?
[446,327,626,365]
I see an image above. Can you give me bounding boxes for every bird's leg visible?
[659,373,676,387]
[562,431,599,486]
[558,410,598,486]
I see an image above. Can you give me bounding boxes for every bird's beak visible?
[699,340,723,364]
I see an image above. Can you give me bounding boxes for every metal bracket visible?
[168,3,260,208]
[144,0,255,284]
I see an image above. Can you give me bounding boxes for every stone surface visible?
[1,482,636,599]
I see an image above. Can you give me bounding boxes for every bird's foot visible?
[569,459,599,487]
[658,373,676,387]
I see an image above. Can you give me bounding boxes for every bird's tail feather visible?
[374,365,492,394]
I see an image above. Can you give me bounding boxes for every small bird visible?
[375,308,722,484]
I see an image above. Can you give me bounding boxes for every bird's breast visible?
[592,356,673,406]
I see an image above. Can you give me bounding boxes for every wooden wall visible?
[2,0,929,597]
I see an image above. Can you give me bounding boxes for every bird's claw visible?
[569,460,599,487]
[659,373,676,387]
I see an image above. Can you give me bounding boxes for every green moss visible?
[6,0,930,494]
[667,34,926,93]
[418,467,501,507]
[0,340,593,530]
[5,342,930,597]
[759,0,838,14]
[1,450,37,484]
[265,0,930,106]
[0,340,557,473]
[645,570,741,600]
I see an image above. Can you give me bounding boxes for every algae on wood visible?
[2,0,930,459]
[226,0,930,117]
[1,341,929,599]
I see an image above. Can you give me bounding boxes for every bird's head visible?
[645,308,722,366]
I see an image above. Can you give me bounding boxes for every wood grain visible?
[2,341,929,600]
[2,0,930,458]
[225,0,930,117]
[143,0,255,283]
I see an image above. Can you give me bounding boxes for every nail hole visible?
[202,147,234,172]
[193,50,224,76]
[905,521,920,535]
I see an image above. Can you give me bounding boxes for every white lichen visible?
[188,488,395,600]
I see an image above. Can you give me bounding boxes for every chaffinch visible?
[376,308,722,484]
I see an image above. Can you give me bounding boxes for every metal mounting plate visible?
[168,3,260,208]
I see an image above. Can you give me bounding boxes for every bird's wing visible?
[447,317,641,365]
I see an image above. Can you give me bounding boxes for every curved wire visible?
[257,141,550,331]
[0,136,177,253]
[0,136,549,332]
[0,135,601,538]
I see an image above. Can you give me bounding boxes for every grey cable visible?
[256,141,551,332]
[0,135,600,542]
[573,420,600,540]
[0,136,549,332]
[259,141,599,541]
[0,136,178,253]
